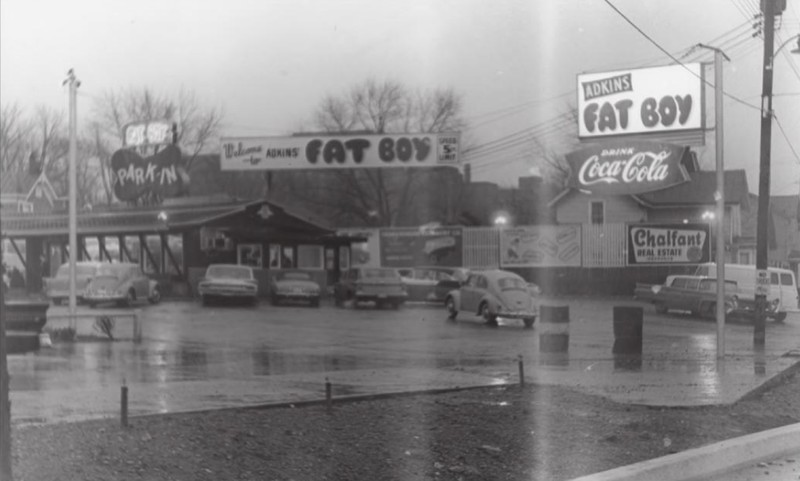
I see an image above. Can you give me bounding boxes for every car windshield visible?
[362,269,398,279]
[207,265,252,279]
[278,271,311,281]
[95,265,126,277]
[56,264,97,277]
[497,277,528,291]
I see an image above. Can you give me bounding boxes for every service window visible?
[325,247,336,270]
[297,245,323,269]
[339,246,350,270]
[269,244,280,268]
[238,244,263,268]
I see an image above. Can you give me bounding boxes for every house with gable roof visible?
[0,160,66,214]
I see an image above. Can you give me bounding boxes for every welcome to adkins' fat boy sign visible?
[565,140,690,196]
[219,132,460,171]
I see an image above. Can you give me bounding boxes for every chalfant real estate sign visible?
[627,223,710,265]
[577,63,704,139]
[220,132,460,171]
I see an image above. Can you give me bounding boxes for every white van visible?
[694,263,799,318]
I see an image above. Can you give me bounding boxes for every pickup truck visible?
[634,275,739,319]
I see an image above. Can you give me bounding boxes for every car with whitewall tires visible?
[445,269,539,328]
[84,262,160,307]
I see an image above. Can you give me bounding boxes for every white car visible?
[445,269,539,328]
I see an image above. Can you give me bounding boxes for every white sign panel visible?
[220,133,460,171]
[755,269,770,296]
[577,63,704,139]
[499,225,581,268]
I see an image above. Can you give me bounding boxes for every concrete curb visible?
[568,422,800,481]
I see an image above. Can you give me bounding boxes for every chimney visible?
[28,151,42,176]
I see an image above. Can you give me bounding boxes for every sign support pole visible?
[696,45,729,360]
[64,70,80,329]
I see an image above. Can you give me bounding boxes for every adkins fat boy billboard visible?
[577,63,704,139]
[627,223,710,266]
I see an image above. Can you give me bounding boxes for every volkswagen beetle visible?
[445,269,539,328]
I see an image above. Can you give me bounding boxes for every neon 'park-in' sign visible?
[565,140,690,195]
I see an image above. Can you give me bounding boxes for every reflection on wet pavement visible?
[7,300,800,424]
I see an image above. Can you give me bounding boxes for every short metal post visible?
[133,311,141,343]
[325,378,332,411]
[518,355,525,386]
[121,381,128,427]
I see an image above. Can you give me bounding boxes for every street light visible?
[754,0,799,346]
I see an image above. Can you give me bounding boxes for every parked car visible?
[44,261,103,305]
[334,267,407,309]
[398,266,470,304]
[197,264,258,306]
[269,270,321,307]
[84,262,160,307]
[445,269,539,328]
[694,263,798,316]
[634,275,740,319]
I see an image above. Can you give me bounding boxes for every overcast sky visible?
[1,0,799,195]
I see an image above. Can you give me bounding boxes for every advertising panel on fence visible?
[380,227,463,267]
[577,63,704,139]
[565,140,690,195]
[337,228,380,267]
[627,223,710,265]
[499,225,581,267]
[220,132,460,171]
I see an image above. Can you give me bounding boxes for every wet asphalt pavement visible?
[7,297,800,425]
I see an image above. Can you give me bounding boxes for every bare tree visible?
[0,103,34,175]
[282,79,465,227]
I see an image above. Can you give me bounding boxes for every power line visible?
[773,114,800,165]
[604,0,762,112]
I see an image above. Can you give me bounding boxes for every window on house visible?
[738,251,752,265]
[590,201,604,224]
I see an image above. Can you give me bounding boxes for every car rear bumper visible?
[497,310,538,319]
[200,289,256,298]
[355,294,407,303]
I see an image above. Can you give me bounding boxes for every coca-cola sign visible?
[565,141,689,195]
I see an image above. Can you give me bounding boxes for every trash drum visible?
[613,306,643,355]
[539,305,569,353]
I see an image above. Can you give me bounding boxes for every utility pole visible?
[63,70,80,328]
[754,0,777,347]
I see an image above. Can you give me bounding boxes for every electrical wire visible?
[773,114,800,165]
[604,0,762,112]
